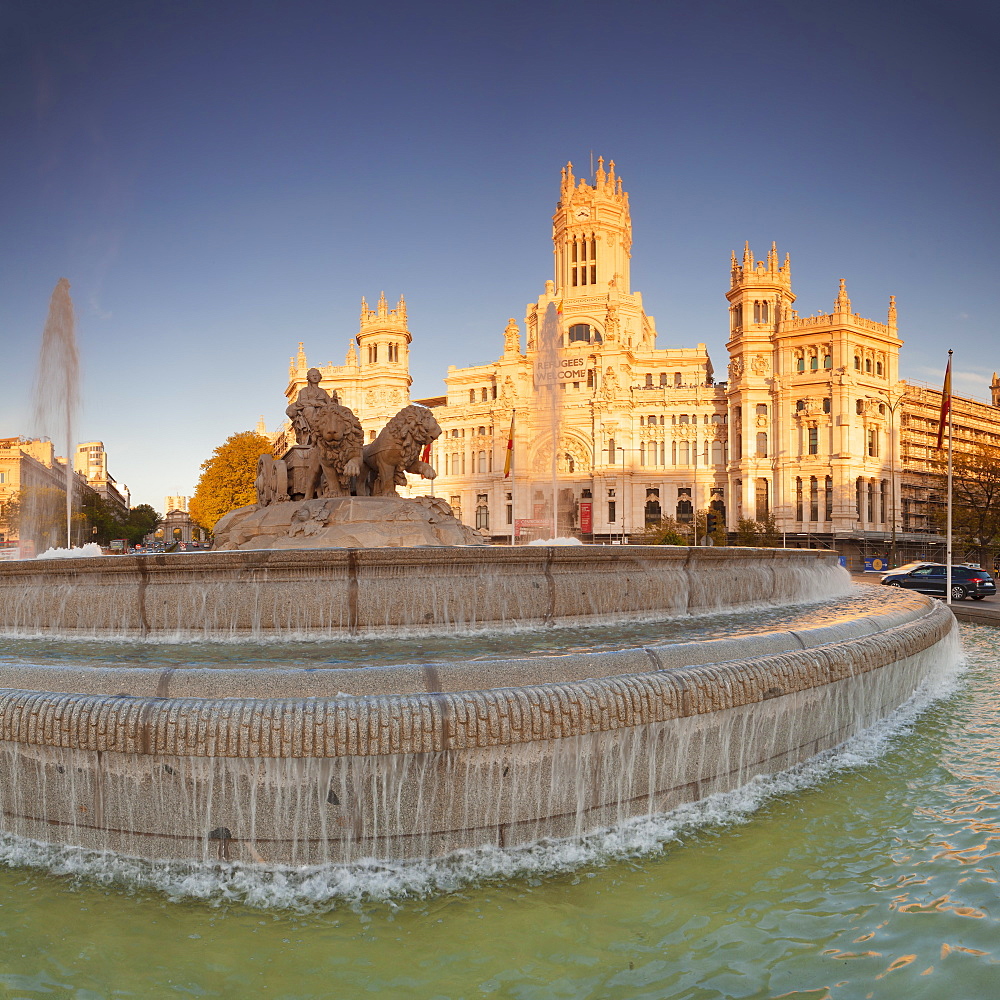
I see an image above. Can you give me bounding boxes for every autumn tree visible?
[189,431,270,532]
[932,442,1000,569]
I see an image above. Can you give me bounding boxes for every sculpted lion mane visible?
[304,402,365,499]
[362,405,441,496]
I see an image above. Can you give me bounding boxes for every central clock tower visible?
[552,158,632,300]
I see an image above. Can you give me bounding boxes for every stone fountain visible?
[0,389,958,868]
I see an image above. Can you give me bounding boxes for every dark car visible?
[881,563,996,601]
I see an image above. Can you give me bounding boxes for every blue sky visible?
[1,0,997,508]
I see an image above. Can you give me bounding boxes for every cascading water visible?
[28,278,80,551]
[0,541,959,875]
[531,302,564,539]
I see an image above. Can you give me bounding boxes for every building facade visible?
[272,162,1000,560]
[1,438,98,553]
[74,441,130,521]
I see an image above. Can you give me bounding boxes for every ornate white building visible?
[276,160,989,555]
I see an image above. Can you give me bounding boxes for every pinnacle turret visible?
[834,278,851,316]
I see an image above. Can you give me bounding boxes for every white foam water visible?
[0,630,964,912]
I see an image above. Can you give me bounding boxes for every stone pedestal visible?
[213,495,486,550]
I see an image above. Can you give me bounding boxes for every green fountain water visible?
[0,624,992,999]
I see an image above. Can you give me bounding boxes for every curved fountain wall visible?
[0,547,956,865]
[1,545,847,635]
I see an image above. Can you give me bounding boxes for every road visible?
[850,572,1000,627]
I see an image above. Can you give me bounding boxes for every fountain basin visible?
[0,544,847,636]
[0,546,955,866]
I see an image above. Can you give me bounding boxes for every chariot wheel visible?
[271,458,288,502]
[255,454,275,505]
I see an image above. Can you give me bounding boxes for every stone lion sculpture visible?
[304,402,365,499]
[361,405,441,497]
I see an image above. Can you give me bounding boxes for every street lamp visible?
[870,387,906,568]
[616,446,626,544]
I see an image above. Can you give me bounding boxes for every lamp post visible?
[870,387,906,568]
[616,446,626,544]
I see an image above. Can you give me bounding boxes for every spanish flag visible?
[936,351,952,451]
[503,411,515,478]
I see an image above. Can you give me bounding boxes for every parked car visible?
[881,563,996,601]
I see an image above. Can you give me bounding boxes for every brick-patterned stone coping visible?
[0,574,956,865]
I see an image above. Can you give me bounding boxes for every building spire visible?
[888,294,897,330]
[296,341,307,369]
[377,291,388,318]
[835,278,851,316]
[743,241,753,270]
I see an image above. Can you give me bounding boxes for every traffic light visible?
[706,511,718,534]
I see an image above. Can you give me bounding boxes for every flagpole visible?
[945,350,953,606]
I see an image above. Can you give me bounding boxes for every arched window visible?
[711,440,724,465]
[755,478,769,520]
[645,498,662,524]
[809,477,819,521]
[674,372,682,387]
[469,389,475,403]
[478,451,486,473]
[796,399,806,412]
[671,440,677,465]
[481,388,488,402]
[823,398,831,414]
[810,355,818,370]
[679,440,690,465]
[876,361,883,376]
[645,374,653,388]
[796,355,805,372]
[607,437,616,463]
[795,477,803,521]
[761,301,769,322]
[639,416,645,427]
[756,432,768,458]
[475,500,489,530]
[854,356,861,371]
[676,498,693,523]
[679,414,689,425]
[865,358,872,373]
[823,355,832,369]
[825,476,833,520]
[639,442,646,466]
[568,323,594,343]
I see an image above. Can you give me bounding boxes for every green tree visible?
[735,514,778,547]
[0,491,20,541]
[122,504,162,546]
[189,431,270,532]
[631,516,687,545]
[80,492,123,546]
